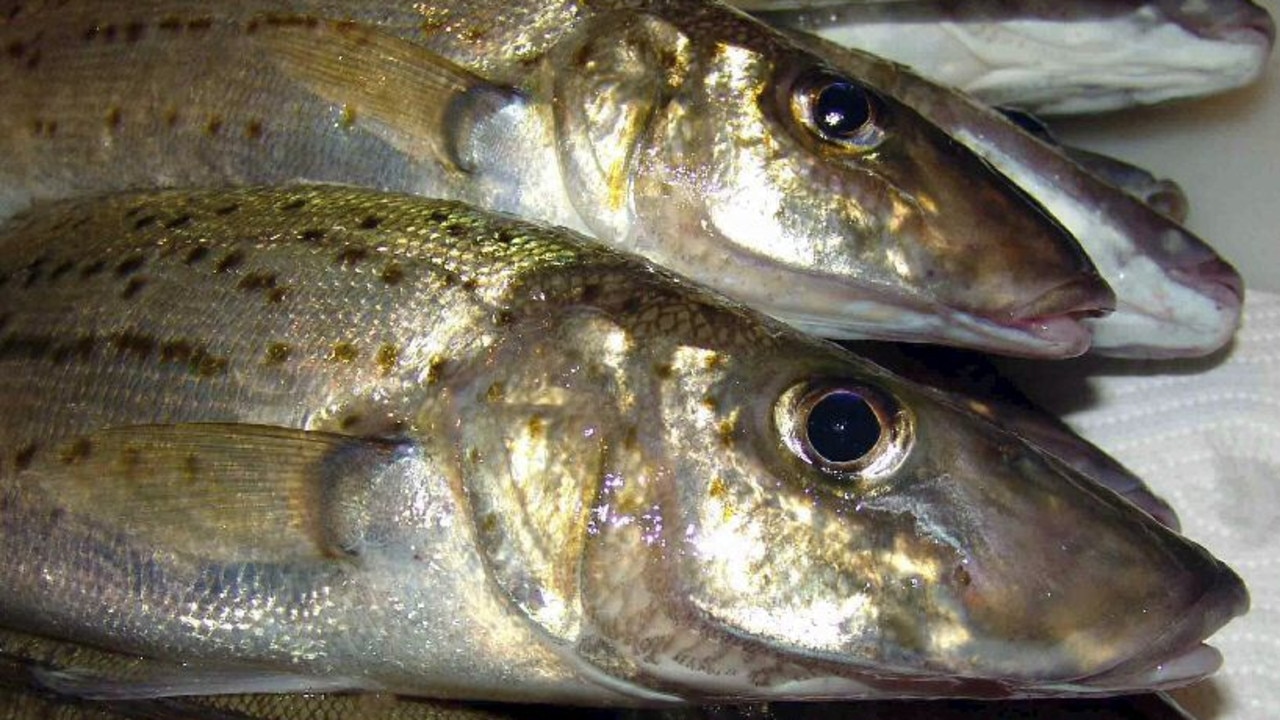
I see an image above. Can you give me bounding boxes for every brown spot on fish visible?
[460,278,478,292]
[113,331,156,359]
[340,104,357,130]
[183,453,200,483]
[60,438,93,465]
[280,197,307,212]
[443,222,469,239]
[492,309,514,326]
[105,106,122,132]
[115,254,146,276]
[80,259,106,278]
[424,356,446,385]
[52,334,98,364]
[163,107,180,128]
[23,48,41,71]
[266,287,288,304]
[132,214,157,230]
[335,247,368,267]
[701,395,719,413]
[954,564,972,587]
[186,18,213,33]
[708,476,728,501]
[339,413,363,431]
[164,214,193,230]
[653,362,673,380]
[159,339,193,364]
[102,24,118,43]
[330,342,359,363]
[493,228,521,244]
[300,228,325,243]
[718,418,737,448]
[214,249,245,273]
[4,40,24,60]
[526,415,546,439]
[14,443,37,471]
[124,21,145,43]
[485,382,505,403]
[375,343,399,376]
[238,271,278,292]
[120,277,147,299]
[117,444,143,478]
[621,296,641,315]
[380,263,404,285]
[245,119,263,140]
[30,118,56,138]
[83,25,100,42]
[205,115,223,136]
[158,17,182,33]
[0,334,53,361]
[358,214,382,230]
[197,355,228,377]
[426,208,452,224]
[213,203,239,216]
[703,353,725,371]
[263,342,292,365]
[184,246,209,265]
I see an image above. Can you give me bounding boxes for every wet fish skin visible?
[0,187,1246,702]
[743,0,1276,115]
[0,0,1112,357]
[799,37,1242,358]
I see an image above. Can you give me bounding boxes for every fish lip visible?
[1169,257,1245,314]
[1072,561,1250,692]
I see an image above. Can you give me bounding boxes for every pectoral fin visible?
[12,424,413,563]
[259,19,523,172]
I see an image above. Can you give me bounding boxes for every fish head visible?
[445,267,1243,701]
[549,6,1113,357]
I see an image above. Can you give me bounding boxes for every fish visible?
[740,0,1277,115]
[0,0,1113,357]
[995,109,1189,223]
[0,186,1246,703]
[796,39,1242,358]
[844,341,1182,529]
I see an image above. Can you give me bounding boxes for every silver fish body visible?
[743,0,1276,115]
[0,187,1247,703]
[0,0,1113,357]
[802,39,1243,358]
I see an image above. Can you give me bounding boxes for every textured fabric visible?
[1008,291,1280,720]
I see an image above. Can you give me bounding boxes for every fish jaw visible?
[547,7,1111,357]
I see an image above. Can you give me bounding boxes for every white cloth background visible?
[1002,290,1280,720]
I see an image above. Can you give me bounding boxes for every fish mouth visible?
[1068,559,1250,693]
[1173,0,1278,50]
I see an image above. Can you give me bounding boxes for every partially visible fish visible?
[846,341,1182,529]
[741,0,1276,115]
[803,39,1242,357]
[0,187,1246,702]
[0,0,1113,357]
[996,108,1190,223]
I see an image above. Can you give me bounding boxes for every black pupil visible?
[805,391,881,463]
[812,81,871,138]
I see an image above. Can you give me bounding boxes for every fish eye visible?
[805,390,881,463]
[776,381,913,480]
[792,72,885,150]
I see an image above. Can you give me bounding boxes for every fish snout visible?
[1079,557,1250,692]
[998,275,1115,355]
